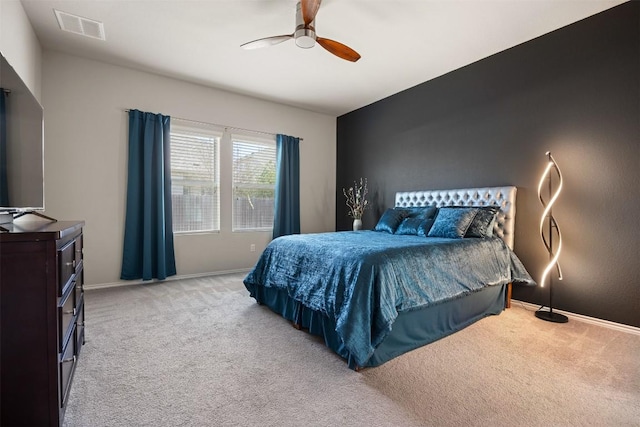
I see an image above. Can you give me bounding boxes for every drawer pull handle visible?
[62,355,76,364]
[65,260,76,267]
[63,308,77,316]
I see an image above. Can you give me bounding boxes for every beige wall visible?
[0,0,42,101]
[42,51,336,286]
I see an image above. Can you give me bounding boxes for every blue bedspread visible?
[244,231,535,367]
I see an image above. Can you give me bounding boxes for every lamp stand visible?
[536,152,568,323]
[535,309,568,323]
[535,278,568,322]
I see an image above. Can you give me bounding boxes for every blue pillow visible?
[404,206,437,220]
[417,217,437,237]
[396,206,437,235]
[374,208,407,233]
[465,206,500,238]
[427,207,479,238]
[395,217,423,235]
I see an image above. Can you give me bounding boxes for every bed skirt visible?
[249,284,506,370]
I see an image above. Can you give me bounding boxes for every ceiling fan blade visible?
[301,0,321,25]
[240,34,293,50]
[316,37,361,62]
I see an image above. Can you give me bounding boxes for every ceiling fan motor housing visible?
[295,2,316,48]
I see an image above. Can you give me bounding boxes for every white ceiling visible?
[21,0,624,116]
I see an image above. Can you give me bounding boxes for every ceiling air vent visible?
[54,9,105,40]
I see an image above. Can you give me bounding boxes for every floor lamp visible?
[536,151,568,323]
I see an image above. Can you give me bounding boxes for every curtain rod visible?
[124,109,303,141]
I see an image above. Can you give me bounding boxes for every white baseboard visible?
[512,299,640,336]
[84,269,251,291]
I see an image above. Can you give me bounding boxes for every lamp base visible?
[535,309,569,323]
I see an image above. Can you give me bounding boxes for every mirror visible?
[0,52,45,213]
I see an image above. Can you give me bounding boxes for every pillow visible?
[465,206,500,238]
[427,207,479,238]
[374,208,407,234]
[417,217,437,237]
[395,217,424,235]
[404,206,437,220]
[395,206,437,236]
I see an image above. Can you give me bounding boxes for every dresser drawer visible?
[59,330,77,409]
[74,234,83,272]
[75,267,84,306]
[59,282,77,352]
[76,299,85,355]
[58,240,76,296]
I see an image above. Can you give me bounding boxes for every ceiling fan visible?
[240,0,361,62]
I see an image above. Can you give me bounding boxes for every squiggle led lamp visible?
[536,152,568,323]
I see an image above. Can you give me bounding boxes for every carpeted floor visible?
[63,273,640,426]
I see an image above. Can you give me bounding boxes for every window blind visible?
[170,123,221,232]
[232,134,276,231]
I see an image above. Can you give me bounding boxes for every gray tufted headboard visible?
[395,186,517,249]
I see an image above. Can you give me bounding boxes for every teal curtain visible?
[0,89,8,206]
[273,134,300,238]
[121,109,176,280]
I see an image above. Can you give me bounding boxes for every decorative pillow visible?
[465,206,500,238]
[395,206,437,235]
[404,206,437,220]
[427,207,479,238]
[417,217,437,237]
[374,208,407,234]
[395,217,423,235]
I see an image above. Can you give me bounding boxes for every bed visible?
[244,186,535,370]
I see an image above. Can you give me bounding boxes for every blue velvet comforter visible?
[244,231,535,366]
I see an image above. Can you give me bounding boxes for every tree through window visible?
[232,135,276,231]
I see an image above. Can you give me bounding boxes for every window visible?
[232,134,276,231]
[170,122,221,233]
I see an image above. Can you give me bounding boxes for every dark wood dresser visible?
[0,220,85,426]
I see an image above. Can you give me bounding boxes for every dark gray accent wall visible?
[336,2,639,327]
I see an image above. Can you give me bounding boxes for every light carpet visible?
[63,273,640,426]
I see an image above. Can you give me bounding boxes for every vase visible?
[352,219,362,231]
